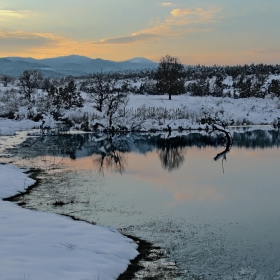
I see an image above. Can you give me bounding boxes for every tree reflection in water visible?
[156,137,186,172]
[91,134,128,175]
[10,128,280,280]
[94,150,127,175]
[16,128,280,175]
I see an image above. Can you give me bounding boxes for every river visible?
[4,128,280,280]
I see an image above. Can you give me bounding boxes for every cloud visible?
[161,3,173,7]
[139,6,221,37]
[0,9,31,19]
[94,6,221,45]
[170,7,222,24]
[95,33,160,45]
[0,6,223,58]
[0,29,102,58]
[0,30,58,46]
[0,9,23,18]
[0,30,57,50]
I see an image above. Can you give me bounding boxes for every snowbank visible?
[0,118,40,136]
[0,164,138,280]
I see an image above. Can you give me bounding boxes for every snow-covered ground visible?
[1,76,280,133]
[0,164,138,280]
[1,93,280,137]
[125,94,280,127]
[0,118,40,136]
[70,94,280,132]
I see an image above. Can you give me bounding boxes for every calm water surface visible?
[8,129,280,279]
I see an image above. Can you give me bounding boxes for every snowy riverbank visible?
[0,164,138,280]
[1,115,279,279]
[1,93,280,135]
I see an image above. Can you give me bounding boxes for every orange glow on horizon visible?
[1,30,278,65]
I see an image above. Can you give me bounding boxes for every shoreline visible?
[1,125,278,279]
[0,163,139,279]
[0,133,143,279]
[5,166,179,279]
[2,168,179,280]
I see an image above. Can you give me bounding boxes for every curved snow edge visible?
[0,164,139,280]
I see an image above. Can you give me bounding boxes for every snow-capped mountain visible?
[124,57,156,64]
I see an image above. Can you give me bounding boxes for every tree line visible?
[1,55,280,101]
[0,55,280,130]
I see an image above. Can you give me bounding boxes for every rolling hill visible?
[0,55,158,77]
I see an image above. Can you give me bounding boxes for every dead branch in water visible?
[210,124,233,173]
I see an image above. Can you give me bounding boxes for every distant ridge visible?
[0,55,158,77]
[124,57,156,64]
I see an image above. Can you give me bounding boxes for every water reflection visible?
[157,137,186,171]
[94,148,127,175]
[18,129,280,174]
[9,128,280,279]
[158,146,185,171]
[211,126,233,173]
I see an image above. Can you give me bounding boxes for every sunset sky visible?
[0,0,279,65]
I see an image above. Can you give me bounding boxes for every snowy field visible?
[0,163,138,280]
[124,94,280,129]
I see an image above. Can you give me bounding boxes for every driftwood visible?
[210,124,233,173]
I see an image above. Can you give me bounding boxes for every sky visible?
[0,0,280,65]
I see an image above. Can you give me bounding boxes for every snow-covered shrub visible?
[67,110,90,131]
[0,89,21,118]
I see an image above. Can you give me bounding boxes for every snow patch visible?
[0,164,138,280]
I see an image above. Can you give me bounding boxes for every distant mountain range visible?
[0,55,158,77]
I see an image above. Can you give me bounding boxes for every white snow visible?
[1,92,280,135]
[124,94,280,129]
[223,76,233,86]
[125,57,155,64]
[0,164,138,280]
[0,118,40,136]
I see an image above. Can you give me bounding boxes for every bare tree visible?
[88,73,116,112]
[106,90,129,127]
[155,55,185,100]
[87,73,129,129]
[19,70,43,101]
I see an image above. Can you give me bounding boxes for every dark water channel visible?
[8,128,280,279]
